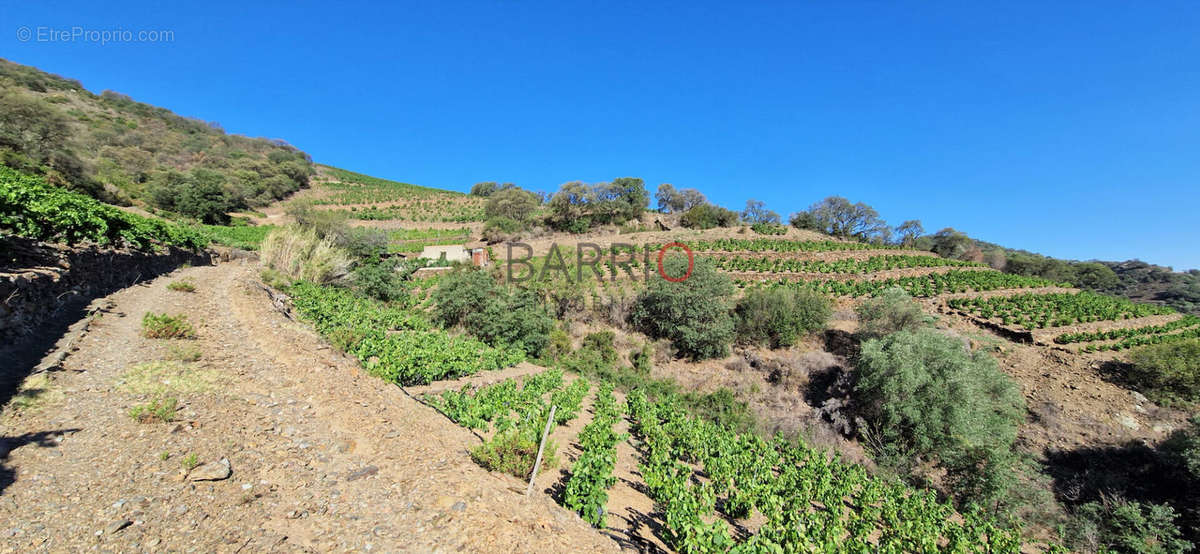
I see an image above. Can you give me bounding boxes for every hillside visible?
[2,61,1198,553]
[0,59,313,223]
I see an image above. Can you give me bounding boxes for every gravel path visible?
[0,263,619,553]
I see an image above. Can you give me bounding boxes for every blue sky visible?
[6,1,1199,269]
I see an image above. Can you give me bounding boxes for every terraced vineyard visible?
[711,253,986,274]
[288,282,524,384]
[947,291,1175,330]
[690,238,906,253]
[744,270,1065,298]
[312,165,487,222]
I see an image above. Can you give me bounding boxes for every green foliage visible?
[564,384,627,527]
[1163,416,1200,482]
[1127,338,1200,404]
[749,222,786,235]
[1065,497,1192,554]
[482,216,522,243]
[484,187,539,223]
[948,291,1175,331]
[655,183,706,213]
[470,428,559,479]
[679,203,739,229]
[352,258,410,303]
[855,286,930,338]
[546,178,649,231]
[0,60,312,210]
[791,196,889,242]
[432,269,554,357]
[741,199,780,225]
[289,281,523,385]
[1056,316,1200,345]
[690,237,904,253]
[0,166,208,249]
[735,287,831,347]
[746,269,1065,299]
[855,328,1026,506]
[129,397,178,423]
[713,253,981,274]
[166,280,196,293]
[200,223,274,250]
[141,313,197,339]
[631,256,736,360]
[624,389,1045,552]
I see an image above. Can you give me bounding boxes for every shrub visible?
[166,280,195,292]
[129,397,178,423]
[141,313,196,339]
[432,269,501,328]
[854,286,930,338]
[581,331,618,364]
[465,288,554,357]
[750,222,787,235]
[167,343,202,362]
[470,428,558,479]
[352,259,409,303]
[631,256,735,360]
[1128,339,1200,405]
[260,225,352,284]
[735,287,831,348]
[855,328,1025,505]
[1065,496,1192,554]
[482,216,522,243]
[433,269,553,357]
[1163,416,1200,481]
[679,203,739,229]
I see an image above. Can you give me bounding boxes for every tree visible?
[607,176,649,222]
[485,187,539,223]
[631,256,735,360]
[470,182,508,197]
[801,196,889,241]
[741,199,780,225]
[894,220,924,247]
[655,183,680,212]
[1074,262,1120,290]
[547,178,648,231]
[546,181,592,231]
[175,169,233,224]
[929,227,975,260]
[678,188,707,211]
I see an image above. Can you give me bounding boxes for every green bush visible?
[854,286,930,338]
[750,222,787,235]
[433,269,554,357]
[470,428,558,479]
[855,328,1025,506]
[580,331,618,364]
[466,288,554,357]
[484,187,539,222]
[735,287,831,348]
[482,216,522,243]
[141,313,197,339]
[352,259,410,304]
[0,166,207,249]
[1128,339,1200,405]
[1065,497,1192,554]
[631,256,735,360]
[679,203,739,229]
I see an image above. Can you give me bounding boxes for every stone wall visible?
[0,237,213,344]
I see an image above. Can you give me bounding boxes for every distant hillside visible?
[0,59,313,223]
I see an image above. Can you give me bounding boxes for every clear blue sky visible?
[6,1,1199,269]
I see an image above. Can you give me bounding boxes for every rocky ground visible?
[0,262,619,553]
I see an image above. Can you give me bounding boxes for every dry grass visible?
[3,373,64,413]
[120,361,222,396]
[259,225,352,284]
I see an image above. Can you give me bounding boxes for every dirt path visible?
[0,263,619,553]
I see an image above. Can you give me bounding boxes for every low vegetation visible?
[1127,338,1200,405]
[259,225,353,284]
[166,280,195,292]
[128,397,178,423]
[734,287,831,347]
[631,256,736,360]
[141,313,196,339]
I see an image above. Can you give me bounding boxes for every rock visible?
[345,465,378,482]
[188,458,232,481]
[1117,413,1141,431]
[451,501,466,512]
[1131,391,1149,404]
[173,505,189,515]
[104,520,131,535]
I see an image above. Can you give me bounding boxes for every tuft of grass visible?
[129,397,178,423]
[141,313,197,339]
[181,452,200,471]
[167,280,196,292]
[120,361,221,396]
[160,450,171,461]
[470,429,558,479]
[167,343,203,362]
